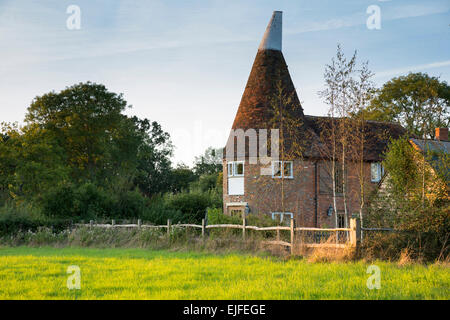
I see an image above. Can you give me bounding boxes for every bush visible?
[41,184,78,218]
[0,204,72,237]
[141,195,183,225]
[190,174,220,192]
[75,183,113,218]
[41,183,156,220]
[166,191,210,223]
[207,208,240,224]
[114,189,147,219]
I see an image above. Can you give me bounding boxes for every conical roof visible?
[231,11,305,131]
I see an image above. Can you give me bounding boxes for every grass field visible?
[0,247,448,299]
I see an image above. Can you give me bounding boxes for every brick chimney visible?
[435,128,448,141]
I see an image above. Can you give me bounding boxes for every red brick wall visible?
[223,159,378,227]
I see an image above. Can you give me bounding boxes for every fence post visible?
[356,218,361,246]
[167,219,171,238]
[89,220,93,228]
[137,219,142,228]
[242,214,246,241]
[350,218,359,247]
[201,219,205,240]
[111,219,115,227]
[290,217,295,255]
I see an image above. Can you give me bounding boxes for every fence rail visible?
[361,227,393,232]
[75,217,361,254]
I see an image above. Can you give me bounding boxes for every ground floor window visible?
[271,212,293,225]
[230,209,244,218]
[337,212,346,228]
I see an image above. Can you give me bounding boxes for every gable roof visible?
[306,116,407,161]
[410,138,450,154]
[410,138,450,184]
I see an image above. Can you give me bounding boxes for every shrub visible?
[190,174,220,192]
[42,183,113,220]
[0,205,72,237]
[141,195,183,225]
[75,183,113,218]
[166,191,210,223]
[207,208,240,224]
[41,184,77,218]
[114,189,147,219]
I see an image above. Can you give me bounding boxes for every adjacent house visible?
[222,11,406,227]
[408,128,450,203]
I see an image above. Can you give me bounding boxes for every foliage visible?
[364,136,449,261]
[190,173,221,193]
[0,204,71,237]
[168,164,197,193]
[207,207,241,225]
[365,72,450,138]
[140,195,183,225]
[165,192,211,223]
[193,146,222,176]
[0,82,173,205]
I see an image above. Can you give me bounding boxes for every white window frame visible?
[227,163,233,177]
[272,161,293,179]
[371,162,384,183]
[271,212,293,225]
[227,161,244,177]
[234,161,244,177]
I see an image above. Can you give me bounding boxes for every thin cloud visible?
[285,3,449,35]
[375,60,450,78]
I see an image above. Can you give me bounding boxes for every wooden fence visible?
[76,217,361,255]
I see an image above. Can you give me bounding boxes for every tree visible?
[365,73,450,139]
[1,82,174,204]
[267,77,306,218]
[318,44,358,228]
[193,147,222,176]
[349,61,376,239]
[0,122,69,202]
[365,137,449,261]
[25,82,129,182]
[131,117,173,197]
[168,164,197,193]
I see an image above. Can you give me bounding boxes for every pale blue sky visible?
[1,0,449,165]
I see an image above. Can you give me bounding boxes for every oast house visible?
[222,11,405,228]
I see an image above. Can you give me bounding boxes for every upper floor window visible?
[228,161,244,177]
[319,162,344,195]
[371,162,384,183]
[272,161,293,178]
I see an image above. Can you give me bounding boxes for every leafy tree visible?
[131,117,173,196]
[25,82,129,182]
[22,82,173,196]
[0,122,69,201]
[365,137,449,260]
[365,73,450,138]
[168,164,197,193]
[1,82,174,218]
[193,147,222,176]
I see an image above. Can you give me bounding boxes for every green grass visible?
[0,247,448,299]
